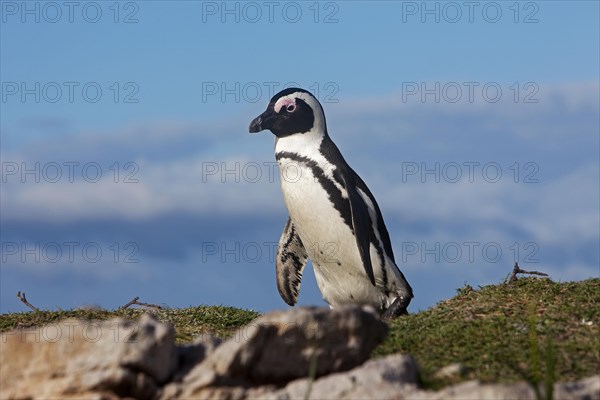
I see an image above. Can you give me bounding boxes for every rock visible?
[263,353,420,400]
[416,375,600,400]
[433,363,468,380]
[167,373,600,400]
[161,385,250,400]
[421,380,535,400]
[177,305,387,395]
[554,375,600,400]
[0,313,176,400]
[173,333,223,382]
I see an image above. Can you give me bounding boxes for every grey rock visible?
[421,380,535,400]
[433,363,469,380]
[266,353,419,400]
[169,371,600,400]
[178,305,387,395]
[0,313,176,400]
[173,333,223,382]
[163,385,249,400]
[118,313,177,383]
[554,375,600,400]
[417,376,600,400]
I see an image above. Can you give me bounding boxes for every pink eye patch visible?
[274,97,295,113]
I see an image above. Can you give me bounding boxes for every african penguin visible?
[249,88,413,318]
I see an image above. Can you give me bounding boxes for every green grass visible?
[373,277,600,388]
[0,305,259,343]
[1,278,598,388]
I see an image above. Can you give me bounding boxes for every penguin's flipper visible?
[340,174,376,286]
[276,218,308,306]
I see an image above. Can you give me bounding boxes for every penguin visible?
[249,87,413,318]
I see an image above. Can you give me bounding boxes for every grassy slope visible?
[0,305,260,343]
[375,278,600,387]
[1,278,598,387]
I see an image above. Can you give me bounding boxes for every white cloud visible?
[1,155,284,222]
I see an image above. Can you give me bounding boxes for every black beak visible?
[249,108,277,133]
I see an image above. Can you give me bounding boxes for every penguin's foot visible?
[382,296,410,321]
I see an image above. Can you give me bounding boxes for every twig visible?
[507,262,549,284]
[16,291,39,312]
[119,296,162,310]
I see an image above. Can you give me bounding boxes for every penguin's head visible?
[249,88,327,138]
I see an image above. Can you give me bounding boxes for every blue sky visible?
[1,1,599,313]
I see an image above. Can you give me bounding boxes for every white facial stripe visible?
[293,92,321,112]
[274,97,295,113]
[274,91,326,132]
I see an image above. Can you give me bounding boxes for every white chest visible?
[278,157,340,242]
[274,133,392,308]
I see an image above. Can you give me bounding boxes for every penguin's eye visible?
[286,104,296,113]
